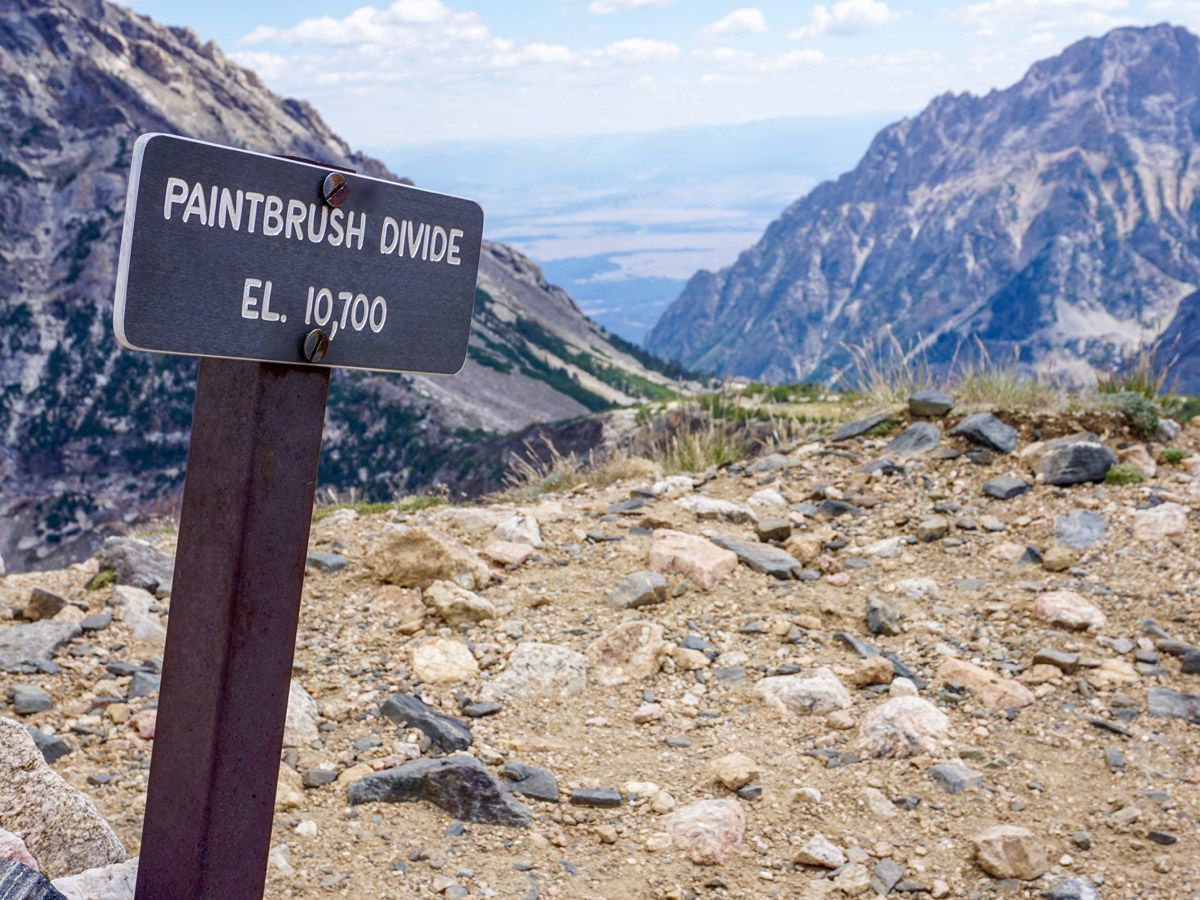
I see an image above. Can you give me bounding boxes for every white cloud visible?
[696,8,768,41]
[693,45,825,71]
[790,0,900,39]
[597,37,680,63]
[950,0,1131,39]
[587,0,674,13]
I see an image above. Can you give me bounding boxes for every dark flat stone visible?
[928,763,981,794]
[306,551,348,574]
[348,756,531,827]
[982,475,1030,500]
[832,413,892,441]
[128,670,161,699]
[26,726,70,764]
[570,788,621,808]
[1053,510,1106,549]
[382,694,473,753]
[502,762,559,803]
[1042,440,1116,486]
[709,537,802,579]
[79,613,112,632]
[909,389,953,418]
[0,860,66,899]
[462,702,503,718]
[1147,688,1200,722]
[97,536,174,595]
[886,422,941,458]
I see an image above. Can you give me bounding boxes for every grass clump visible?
[841,328,931,409]
[503,436,663,498]
[87,568,116,591]
[951,342,1059,410]
[396,495,447,513]
[1104,463,1145,485]
[312,500,394,523]
[1162,448,1190,466]
[655,420,747,474]
[1096,335,1179,399]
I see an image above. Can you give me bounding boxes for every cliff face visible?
[646,25,1200,389]
[0,0,676,570]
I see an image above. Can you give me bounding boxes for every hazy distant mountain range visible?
[646,24,1200,392]
[0,0,677,570]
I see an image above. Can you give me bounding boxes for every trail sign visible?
[115,133,483,374]
[117,135,484,900]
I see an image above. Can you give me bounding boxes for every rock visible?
[1117,444,1156,478]
[749,453,788,473]
[664,799,744,865]
[872,858,906,895]
[708,537,802,579]
[950,413,1018,454]
[971,824,1047,880]
[375,585,426,635]
[707,752,760,790]
[1034,590,1106,631]
[1041,545,1076,572]
[866,596,901,636]
[283,681,320,748]
[127,671,160,699]
[127,710,156,741]
[0,718,125,878]
[938,658,1035,709]
[885,422,941,457]
[9,686,51,716]
[110,586,164,644]
[79,614,111,633]
[650,475,695,497]
[0,622,81,674]
[1042,877,1101,900]
[928,762,981,794]
[347,755,531,827]
[367,527,490,591]
[1053,510,1106,549]
[500,762,559,803]
[275,765,305,811]
[676,495,755,524]
[1182,650,1200,675]
[1147,688,1200,721]
[795,833,845,868]
[857,696,950,758]
[1042,440,1116,486]
[753,517,792,542]
[51,857,139,900]
[982,475,1030,500]
[852,656,894,687]
[784,526,835,563]
[633,702,664,724]
[481,642,587,702]
[833,413,893,441]
[756,668,851,716]
[909,389,954,417]
[747,488,786,508]
[422,581,495,626]
[494,514,542,548]
[916,516,949,542]
[21,590,67,623]
[97,537,174,596]
[381,695,473,754]
[1132,502,1188,541]
[570,788,621,808]
[483,541,533,567]
[648,530,737,591]
[586,621,665,687]
[411,638,480,684]
[1032,648,1079,673]
[0,828,39,871]
[304,551,347,574]
[0,862,64,899]
[607,571,667,610]
[25,729,69,766]
[302,768,336,788]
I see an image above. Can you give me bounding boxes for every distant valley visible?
[372,115,893,343]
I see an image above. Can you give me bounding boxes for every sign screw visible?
[322,172,349,208]
[302,329,329,363]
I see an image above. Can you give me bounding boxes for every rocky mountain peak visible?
[646,24,1200,388]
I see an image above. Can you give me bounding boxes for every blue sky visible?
[124,0,1200,145]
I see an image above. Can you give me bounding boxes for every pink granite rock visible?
[649,530,737,591]
[665,799,745,865]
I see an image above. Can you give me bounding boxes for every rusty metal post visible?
[135,357,329,899]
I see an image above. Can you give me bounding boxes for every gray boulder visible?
[908,389,954,417]
[1053,510,1106,550]
[96,538,174,597]
[1042,440,1116,486]
[607,572,667,609]
[709,538,803,579]
[885,422,941,458]
[832,413,892,441]
[0,861,66,900]
[51,858,138,900]
[0,623,81,674]
[949,413,1018,454]
[380,695,472,754]
[982,475,1030,500]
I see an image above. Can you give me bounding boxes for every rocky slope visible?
[0,403,1197,897]
[646,24,1200,390]
[0,0,678,572]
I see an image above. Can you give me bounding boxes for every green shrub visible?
[1112,391,1159,440]
[1104,463,1144,485]
[1162,448,1190,466]
[87,568,116,591]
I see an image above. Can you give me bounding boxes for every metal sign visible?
[114,133,483,374]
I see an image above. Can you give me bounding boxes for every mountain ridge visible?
[0,0,676,572]
[646,23,1200,390]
